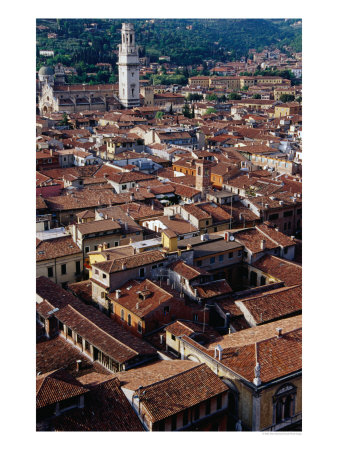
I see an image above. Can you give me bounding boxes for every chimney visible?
[276,327,282,338]
[279,200,284,206]
[76,360,82,372]
[98,244,103,252]
[214,345,223,361]
[292,197,297,203]
[160,335,164,344]
[260,239,266,250]
[275,227,279,232]
[186,244,192,250]
[122,262,126,270]
[115,289,121,299]
[50,149,53,156]
[102,242,107,250]
[130,193,135,202]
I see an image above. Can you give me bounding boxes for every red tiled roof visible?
[53,378,144,431]
[36,369,89,409]
[236,285,302,324]
[36,235,81,261]
[252,255,302,286]
[139,364,229,422]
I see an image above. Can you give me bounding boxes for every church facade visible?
[37,23,140,115]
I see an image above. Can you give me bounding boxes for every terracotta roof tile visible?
[252,255,302,286]
[36,369,89,409]
[36,235,81,261]
[139,364,229,422]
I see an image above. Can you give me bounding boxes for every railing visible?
[262,413,302,432]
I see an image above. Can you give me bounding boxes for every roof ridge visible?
[256,326,302,346]
[141,363,204,392]
[238,284,301,303]
[65,304,138,356]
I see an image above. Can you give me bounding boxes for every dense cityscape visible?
[35,18,302,432]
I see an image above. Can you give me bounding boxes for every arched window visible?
[127,314,131,326]
[273,384,297,426]
[250,271,257,286]
[137,321,142,333]
[121,309,125,321]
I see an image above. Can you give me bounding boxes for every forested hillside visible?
[36,18,301,84]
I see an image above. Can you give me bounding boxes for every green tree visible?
[182,103,191,118]
[228,92,242,100]
[59,113,70,127]
[206,94,218,101]
[155,111,164,120]
[253,94,261,99]
[204,107,217,115]
[279,94,295,103]
[296,96,302,103]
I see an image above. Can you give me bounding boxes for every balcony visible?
[262,412,302,432]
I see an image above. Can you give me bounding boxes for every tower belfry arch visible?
[118,23,140,108]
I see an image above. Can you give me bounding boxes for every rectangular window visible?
[210,257,215,264]
[228,252,233,259]
[47,267,53,277]
[158,420,165,431]
[138,321,142,333]
[171,415,177,431]
[297,208,302,215]
[75,261,81,274]
[85,246,90,253]
[139,268,145,278]
[194,405,200,421]
[269,213,279,220]
[76,334,82,345]
[164,306,170,315]
[171,334,176,341]
[101,291,105,299]
[193,314,198,322]
[283,210,293,217]
[219,254,224,261]
[197,260,202,267]
[206,399,211,415]
[121,185,127,190]
[217,394,222,410]
[94,245,98,251]
[85,340,90,351]
[67,327,72,337]
[58,321,64,332]
[102,273,107,279]
[61,264,67,275]
[183,410,189,426]
[114,242,119,247]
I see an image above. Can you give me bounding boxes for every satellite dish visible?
[229,235,235,241]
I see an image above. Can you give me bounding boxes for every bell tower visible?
[195,159,212,193]
[118,23,140,108]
